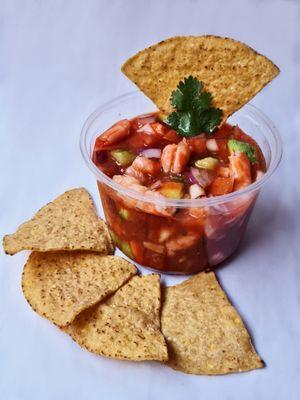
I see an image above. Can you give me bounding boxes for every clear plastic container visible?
[80,91,282,274]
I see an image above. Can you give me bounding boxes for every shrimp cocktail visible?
[81,36,282,274]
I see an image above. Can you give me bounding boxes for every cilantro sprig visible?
[228,139,257,164]
[165,76,223,137]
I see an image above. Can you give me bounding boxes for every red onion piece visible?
[140,148,162,158]
[189,167,214,188]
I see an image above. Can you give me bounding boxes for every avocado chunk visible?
[111,149,136,167]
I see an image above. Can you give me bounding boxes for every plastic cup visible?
[80,91,282,274]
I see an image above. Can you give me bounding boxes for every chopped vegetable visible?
[130,240,144,263]
[165,76,223,137]
[144,241,164,254]
[95,150,108,164]
[109,229,120,246]
[187,137,206,154]
[151,122,167,136]
[159,181,184,199]
[206,138,219,152]
[120,240,133,258]
[189,167,214,188]
[119,208,130,220]
[158,227,173,243]
[195,157,219,170]
[228,139,257,164]
[255,170,264,181]
[210,177,233,195]
[140,148,162,158]
[189,184,205,199]
[111,149,136,166]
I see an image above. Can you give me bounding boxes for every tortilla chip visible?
[64,274,168,361]
[22,252,137,327]
[122,35,279,119]
[161,272,263,375]
[3,188,114,255]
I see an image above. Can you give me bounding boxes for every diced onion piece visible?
[140,148,162,158]
[256,170,265,181]
[144,241,164,254]
[189,184,205,199]
[158,227,173,243]
[189,167,214,188]
[136,123,154,135]
[206,138,218,152]
[136,114,157,127]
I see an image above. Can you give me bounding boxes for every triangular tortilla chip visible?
[64,274,168,361]
[22,252,137,327]
[161,272,263,375]
[3,188,114,255]
[122,35,279,119]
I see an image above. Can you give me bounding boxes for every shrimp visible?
[125,156,161,183]
[112,175,175,217]
[130,156,161,176]
[98,119,130,146]
[161,144,177,173]
[125,166,147,184]
[229,151,252,191]
[161,139,191,174]
[165,233,199,256]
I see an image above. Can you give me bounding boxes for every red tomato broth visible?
[93,112,265,274]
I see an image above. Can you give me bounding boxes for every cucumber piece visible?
[195,157,218,170]
[119,208,130,220]
[120,241,133,258]
[109,229,120,246]
[159,182,184,199]
[111,149,135,167]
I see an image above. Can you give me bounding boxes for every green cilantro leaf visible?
[228,139,257,164]
[165,76,223,137]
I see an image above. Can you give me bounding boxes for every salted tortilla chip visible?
[3,188,114,255]
[64,274,168,361]
[122,35,279,119]
[22,252,137,327]
[161,272,263,375]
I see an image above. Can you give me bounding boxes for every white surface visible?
[1,1,299,399]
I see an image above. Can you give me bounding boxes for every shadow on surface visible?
[214,196,294,272]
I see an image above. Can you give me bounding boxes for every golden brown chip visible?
[161,272,263,375]
[122,35,279,119]
[3,188,114,255]
[64,274,168,361]
[22,252,137,327]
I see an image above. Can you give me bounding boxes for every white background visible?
[1,1,299,399]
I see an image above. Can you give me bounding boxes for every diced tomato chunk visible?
[209,177,234,196]
[214,123,234,139]
[130,240,144,264]
[151,122,167,136]
[187,137,207,155]
[164,129,181,143]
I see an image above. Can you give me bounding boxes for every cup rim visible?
[80,91,283,208]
